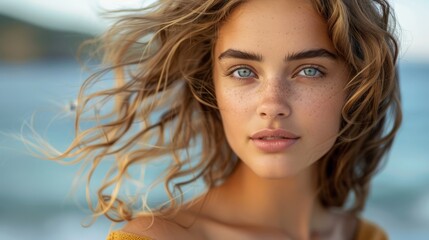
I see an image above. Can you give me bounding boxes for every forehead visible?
[215,0,335,55]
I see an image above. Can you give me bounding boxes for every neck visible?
[196,162,332,239]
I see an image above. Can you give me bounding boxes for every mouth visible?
[250,129,300,140]
[249,129,300,152]
[256,136,292,140]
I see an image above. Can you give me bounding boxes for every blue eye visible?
[231,67,256,79]
[297,67,323,77]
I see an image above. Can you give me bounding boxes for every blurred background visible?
[0,0,428,239]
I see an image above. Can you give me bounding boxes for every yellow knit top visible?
[106,219,388,240]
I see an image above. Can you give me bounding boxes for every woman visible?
[49,0,401,239]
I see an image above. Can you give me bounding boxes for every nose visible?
[256,80,291,119]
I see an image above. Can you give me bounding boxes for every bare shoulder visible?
[121,215,194,240]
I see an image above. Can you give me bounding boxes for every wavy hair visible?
[43,0,401,222]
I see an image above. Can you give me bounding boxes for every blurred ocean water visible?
[0,59,428,240]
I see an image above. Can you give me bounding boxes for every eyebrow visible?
[286,48,337,61]
[217,48,337,62]
[218,49,263,61]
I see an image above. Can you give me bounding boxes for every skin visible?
[214,0,347,179]
[123,0,357,239]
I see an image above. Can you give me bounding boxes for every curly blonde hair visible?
[45,0,401,222]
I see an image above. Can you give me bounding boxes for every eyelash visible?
[227,66,257,80]
[295,66,325,78]
[226,65,325,80]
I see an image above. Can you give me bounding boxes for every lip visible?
[250,129,299,140]
[250,129,300,153]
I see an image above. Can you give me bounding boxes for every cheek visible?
[294,90,344,163]
[216,88,254,147]
[299,85,345,140]
[216,87,253,117]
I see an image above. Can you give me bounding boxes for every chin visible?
[255,169,300,179]
[249,161,305,179]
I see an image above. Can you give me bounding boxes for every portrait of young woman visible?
[40,0,401,239]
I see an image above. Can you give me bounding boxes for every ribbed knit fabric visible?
[107,218,388,240]
[106,231,152,240]
[354,219,388,240]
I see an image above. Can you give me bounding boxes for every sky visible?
[0,0,427,62]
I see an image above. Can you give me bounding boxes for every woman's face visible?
[213,0,349,178]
